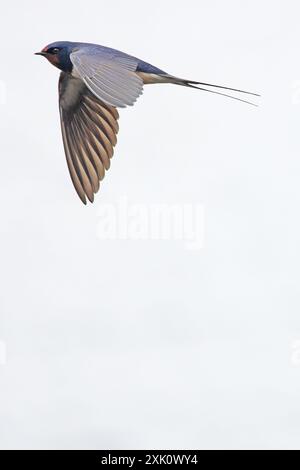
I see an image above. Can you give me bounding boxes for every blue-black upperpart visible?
[38,41,166,75]
[40,41,74,72]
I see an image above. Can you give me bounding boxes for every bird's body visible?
[42,41,167,75]
[36,41,258,204]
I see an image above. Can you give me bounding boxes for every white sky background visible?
[0,0,300,450]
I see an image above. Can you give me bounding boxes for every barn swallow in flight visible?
[36,41,259,204]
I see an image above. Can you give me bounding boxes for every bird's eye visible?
[48,47,60,54]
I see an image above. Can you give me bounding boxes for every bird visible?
[36,41,259,205]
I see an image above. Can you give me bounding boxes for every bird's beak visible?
[35,51,47,56]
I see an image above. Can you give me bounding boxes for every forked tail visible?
[161,74,260,106]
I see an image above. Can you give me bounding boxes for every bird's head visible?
[35,41,74,72]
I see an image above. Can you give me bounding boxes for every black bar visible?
[0,449,290,465]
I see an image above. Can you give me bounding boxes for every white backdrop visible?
[0,0,300,450]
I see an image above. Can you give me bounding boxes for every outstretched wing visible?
[70,47,144,108]
[59,72,119,204]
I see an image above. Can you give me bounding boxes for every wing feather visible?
[70,49,144,108]
[73,114,105,181]
[79,106,114,162]
[84,96,119,131]
[70,120,99,193]
[74,113,107,179]
[59,72,119,204]
[66,123,94,202]
[60,116,87,204]
[81,101,117,146]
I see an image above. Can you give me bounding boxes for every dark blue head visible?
[35,41,75,72]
